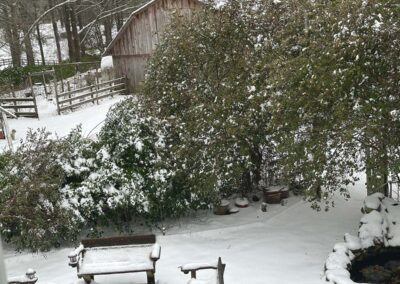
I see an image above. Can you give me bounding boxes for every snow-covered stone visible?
[325,194,400,284]
[234,197,249,208]
[359,210,387,248]
[344,234,361,251]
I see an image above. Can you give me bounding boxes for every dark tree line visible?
[0,0,144,66]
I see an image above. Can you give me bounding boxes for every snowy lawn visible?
[0,95,125,151]
[5,179,367,284]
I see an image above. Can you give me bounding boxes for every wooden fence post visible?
[42,71,49,98]
[1,111,13,151]
[11,84,17,113]
[95,68,100,105]
[67,81,73,111]
[32,94,39,119]
[54,74,60,115]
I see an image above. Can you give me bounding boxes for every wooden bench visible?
[68,235,161,284]
[180,257,225,284]
[7,269,38,284]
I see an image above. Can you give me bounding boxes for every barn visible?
[104,0,202,91]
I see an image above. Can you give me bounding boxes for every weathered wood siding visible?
[111,0,201,91]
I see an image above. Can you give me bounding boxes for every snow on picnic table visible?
[0,95,125,151]
[4,178,367,284]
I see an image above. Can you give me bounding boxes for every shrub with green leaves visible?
[141,0,278,201]
[0,129,82,251]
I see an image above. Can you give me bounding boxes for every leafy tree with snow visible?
[141,0,279,202]
[269,0,400,208]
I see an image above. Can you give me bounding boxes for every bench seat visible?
[69,235,161,284]
[188,279,210,284]
[181,257,225,284]
[78,245,154,275]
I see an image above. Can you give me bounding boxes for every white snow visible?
[7,268,37,283]
[363,193,384,212]
[180,261,217,271]
[359,210,386,248]
[78,245,155,275]
[0,95,125,152]
[234,197,249,207]
[4,177,367,284]
[101,56,114,70]
[265,185,288,193]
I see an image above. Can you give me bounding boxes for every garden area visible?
[1,0,400,283]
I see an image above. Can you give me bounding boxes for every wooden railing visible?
[0,58,58,68]
[0,97,39,118]
[55,77,126,114]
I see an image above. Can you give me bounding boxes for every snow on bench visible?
[68,235,161,284]
[7,269,37,284]
[180,257,225,284]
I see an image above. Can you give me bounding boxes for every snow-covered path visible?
[5,180,366,284]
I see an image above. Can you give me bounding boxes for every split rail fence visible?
[0,97,39,118]
[55,77,126,114]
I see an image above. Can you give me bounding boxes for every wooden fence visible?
[55,77,126,114]
[0,58,58,68]
[0,97,39,118]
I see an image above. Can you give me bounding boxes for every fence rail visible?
[55,77,126,114]
[0,58,59,68]
[0,97,39,118]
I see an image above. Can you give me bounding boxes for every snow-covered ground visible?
[1,90,368,283]
[4,179,367,284]
[0,94,125,151]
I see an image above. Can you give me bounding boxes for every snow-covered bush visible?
[0,129,81,251]
[63,98,211,230]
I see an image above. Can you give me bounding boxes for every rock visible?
[235,197,249,208]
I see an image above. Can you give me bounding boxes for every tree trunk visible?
[33,3,45,66]
[19,2,35,66]
[7,4,22,67]
[70,3,81,62]
[36,24,46,66]
[116,14,124,31]
[23,33,35,66]
[95,24,105,51]
[49,0,62,63]
[77,0,86,56]
[104,18,113,46]
[366,145,389,196]
[64,5,75,61]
